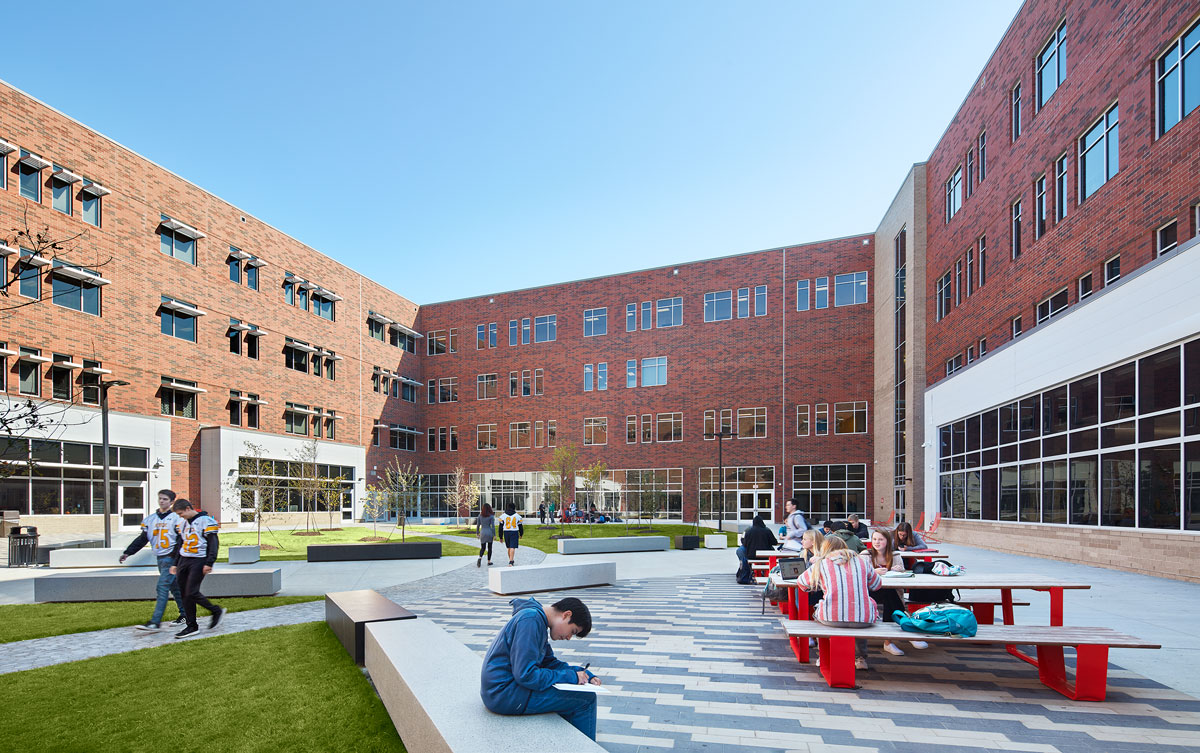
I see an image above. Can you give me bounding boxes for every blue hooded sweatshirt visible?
[480,597,581,713]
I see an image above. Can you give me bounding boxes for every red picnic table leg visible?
[1048,587,1064,626]
[1007,587,1065,669]
[1035,643,1110,701]
[817,635,856,688]
[788,587,810,663]
[969,603,996,625]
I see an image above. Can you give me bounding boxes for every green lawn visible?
[406,522,737,553]
[0,595,323,644]
[217,526,477,560]
[0,622,404,752]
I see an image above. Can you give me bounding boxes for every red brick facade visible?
[924,0,1200,387]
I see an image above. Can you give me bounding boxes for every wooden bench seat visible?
[780,619,1160,701]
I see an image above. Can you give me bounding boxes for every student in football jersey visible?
[497,502,524,567]
[120,489,187,631]
[167,498,225,639]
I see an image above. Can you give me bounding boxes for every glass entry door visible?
[738,490,774,522]
[118,483,147,530]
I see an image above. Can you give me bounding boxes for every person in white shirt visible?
[120,489,186,631]
[779,497,811,552]
[497,503,524,566]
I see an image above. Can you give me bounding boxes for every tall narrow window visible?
[1055,154,1068,221]
[1012,200,1023,258]
[1079,104,1119,201]
[626,359,636,388]
[965,250,974,297]
[945,166,963,220]
[626,303,636,332]
[1037,22,1067,107]
[978,131,987,181]
[1157,19,1199,136]
[954,260,962,306]
[815,404,828,436]
[965,149,974,198]
[584,363,593,392]
[1012,83,1022,140]
[737,287,750,318]
[796,405,810,436]
[1104,255,1121,285]
[796,280,809,311]
[1034,176,1047,239]
[815,277,829,309]
[935,272,952,321]
[978,237,987,288]
[754,285,767,316]
[1157,221,1178,256]
[641,301,652,330]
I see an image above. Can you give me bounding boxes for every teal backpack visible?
[892,603,978,637]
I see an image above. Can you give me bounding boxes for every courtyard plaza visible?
[1,530,1199,752]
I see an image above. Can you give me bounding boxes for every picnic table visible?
[750,549,944,577]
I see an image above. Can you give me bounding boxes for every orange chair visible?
[922,512,943,543]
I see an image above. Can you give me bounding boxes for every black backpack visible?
[906,560,957,605]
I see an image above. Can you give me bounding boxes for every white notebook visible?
[553,683,613,694]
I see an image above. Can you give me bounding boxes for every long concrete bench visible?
[489,561,616,595]
[33,567,281,602]
[326,589,417,665]
[307,541,441,562]
[780,619,1160,701]
[556,536,669,554]
[365,618,606,752]
[49,547,157,568]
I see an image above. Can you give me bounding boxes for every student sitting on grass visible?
[481,596,601,739]
[797,536,881,670]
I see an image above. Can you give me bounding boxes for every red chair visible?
[922,512,943,543]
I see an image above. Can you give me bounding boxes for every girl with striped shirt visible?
[797,536,882,670]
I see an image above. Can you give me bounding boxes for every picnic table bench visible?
[780,619,1159,701]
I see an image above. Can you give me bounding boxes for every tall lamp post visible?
[100,379,131,547]
[702,428,737,533]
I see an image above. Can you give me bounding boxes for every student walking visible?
[477,503,496,567]
[497,503,524,566]
[120,489,186,631]
[168,499,225,639]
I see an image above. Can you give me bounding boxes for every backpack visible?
[906,560,956,604]
[892,603,978,637]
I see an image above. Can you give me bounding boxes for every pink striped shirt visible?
[797,552,882,623]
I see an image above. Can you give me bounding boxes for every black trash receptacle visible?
[7,526,39,567]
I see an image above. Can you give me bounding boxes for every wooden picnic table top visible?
[778,619,1158,648]
[751,549,941,564]
[768,573,1090,590]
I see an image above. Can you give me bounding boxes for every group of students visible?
[736,498,931,669]
[119,488,225,639]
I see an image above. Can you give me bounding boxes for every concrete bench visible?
[704,534,728,549]
[489,561,616,595]
[33,567,281,602]
[780,619,1159,701]
[228,545,261,564]
[307,541,441,562]
[35,539,103,566]
[365,618,606,752]
[325,589,416,665]
[49,547,157,568]
[556,536,669,554]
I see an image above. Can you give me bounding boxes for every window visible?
[438,377,458,403]
[965,149,975,198]
[1034,176,1047,239]
[967,346,976,364]
[656,412,682,442]
[532,315,556,343]
[656,297,682,327]
[945,355,963,376]
[18,150,46,202]
[522,318,531,344]
[1011,199,1024,258]
[246,261,259,290]
[979,338,987,356]
[815,277,829,309]
[737,407,767,438]
[509,319,519,346]
[161,379,198,419]
[51,167,72,215]
[368,319,385,342]
[796,280,809,311]
[641,414,653,443]
[834,272,868,306]
[478,424,498,450]
[627,415,638,443]
[521,369,532,397]
[626,359,637,388]
[50,355,72,400]
[478,373,497,400]
[737,287,750,318]
[584,363,593,392]
[312,293,336,322]
[1157,19,1199,135]
[1055,154,1068,221]
[1157,221,1178,256]
[703,290,732,322]
[1036,288,1069,323]
[426,330,448,355]
[834,401,868,434]
[935,272,952,321]
[965,250,974,297]
[476,324,486,349]
[80,360,101,405]
[17,347,41,396]
[158,217,198,265]
[626,303,636,332]
[955,260,961,306]
[978,131,987,181]
[1104,255,1121,285]
[1080,104,1119,200]
[1012,83,1022,140]
[796,405,810,436]
[584,417,607,446]
[945,166,963,220]
[583,308,607,337]
[246,395,260,429]
[1012,316,1024,337]
[641,301,652,330]
[547,420,557,447]
[16,255,41,300]
[978,237,987,288]
[1078,272,1093,300]
[229,255,242,284]
[50,263,103,315]
[160,297,200,342]
[284,339,311,373]
[388,426,417,452]
[488,322,497,347]
[641,357,667,387]
[533,368,544,395]
[815,404,828,435]
[1037,22,1067,107]
[596,363,606,391]
[80,184,103,227]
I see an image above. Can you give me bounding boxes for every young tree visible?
[544,441,580,534]
[448,466,480,527]
[287,438,344,533]
[362,486,388,540]
[581,460,608,533]
[374,458,421,541]
[226,441,283,548]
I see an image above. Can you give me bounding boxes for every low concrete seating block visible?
[325,589,416,665]
[489,560,617,595]
[704,534,728,549]
[556,536,669,554]
[307,541,441,562]
[33,568,281,602]
[228,545,261,564]
[365,619,605,753]
[49,547,157,568]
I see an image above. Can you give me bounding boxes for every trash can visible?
[7,526,38,567]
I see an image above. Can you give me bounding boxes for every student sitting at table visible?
[797,536,881,670]
[844,514,870,539]
[798,529,826,621]
[861,528,928,656]
[735,515,777,585]
[892,521,928,551]
[826,521,866,553]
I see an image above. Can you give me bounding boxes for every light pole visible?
[100,379,131,547]
[703,428,737,533]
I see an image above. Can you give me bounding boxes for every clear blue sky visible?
[5,1,1021,304]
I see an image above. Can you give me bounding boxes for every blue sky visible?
[6,1,1022,304]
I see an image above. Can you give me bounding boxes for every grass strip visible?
[405,522,737,553]
[217,526,477,560]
